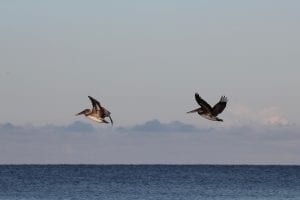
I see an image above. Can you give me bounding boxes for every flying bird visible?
[76,96,113,125]
[187,93,228,122]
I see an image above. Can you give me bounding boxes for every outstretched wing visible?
[88,96,103,112]
[102,107,113,125]
[195,93,212,112]
[212,96,227,116]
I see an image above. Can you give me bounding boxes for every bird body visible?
[76,96,113,125]
[87,115,108,123]
[188,93,227,122]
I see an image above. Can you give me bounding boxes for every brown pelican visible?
[187,93,228,122]
[76,96,113,125]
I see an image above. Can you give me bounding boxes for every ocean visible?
[0,165,299,200]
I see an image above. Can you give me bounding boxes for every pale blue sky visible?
[0,0,299,127]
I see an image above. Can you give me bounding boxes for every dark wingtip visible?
[220,95,228,103]
[109,116,114,126]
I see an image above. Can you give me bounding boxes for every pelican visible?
[187,93,228,122]
[76,96,113,125]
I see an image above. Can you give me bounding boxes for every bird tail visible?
[187,108,201,113]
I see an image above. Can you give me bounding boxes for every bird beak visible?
[76,110,85,116]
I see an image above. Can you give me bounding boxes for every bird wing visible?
[195,93,213,112]
[212,96,227,116]
[88,96,104,113]
[103,109,113,125]
[101,107,113,124]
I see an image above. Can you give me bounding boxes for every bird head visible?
[76,109,90,116]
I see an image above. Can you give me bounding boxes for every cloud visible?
[0,121,96,134]
[258,107,289,126]
[0,122,17,132]
[0,120,299,164]
[264,116,289,126]
[120,119,207,133]
[63,121,96,133]
[230,105,291,126]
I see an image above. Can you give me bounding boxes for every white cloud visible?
[230,105,290,126]
[258,107,290,126]
[264,116,289,126]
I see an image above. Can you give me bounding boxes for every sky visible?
[0,1,299,164]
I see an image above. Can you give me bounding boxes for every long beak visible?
[76,110,86,116]
[187,108,200,113]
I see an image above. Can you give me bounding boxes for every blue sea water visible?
[0,165,300,200]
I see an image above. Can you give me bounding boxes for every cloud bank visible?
[0,120,299,165]
[119,119,210,133]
